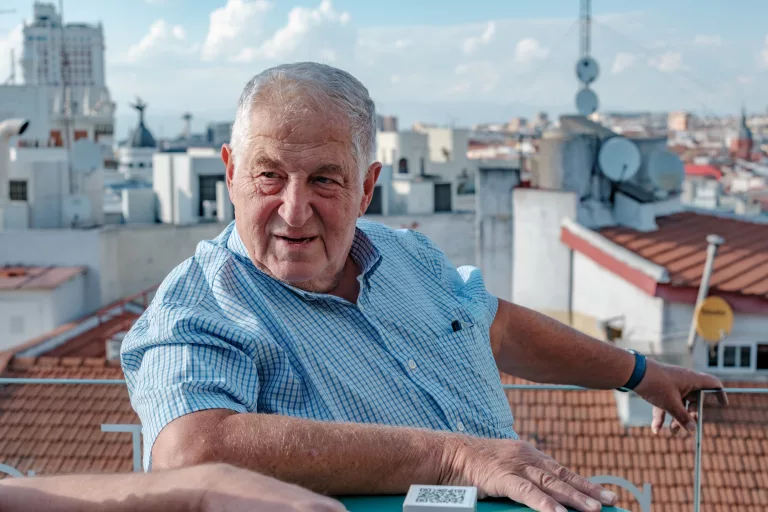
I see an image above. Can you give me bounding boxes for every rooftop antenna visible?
[182,112,192,138]
[57,0,76,199]
[3,49,15,85]
[574,0,600,116]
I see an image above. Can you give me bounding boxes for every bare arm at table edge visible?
[0,463,345,512]
[152,409,450,495]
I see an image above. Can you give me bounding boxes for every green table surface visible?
[339,495,628,511]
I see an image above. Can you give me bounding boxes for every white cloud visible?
[513,38,549,64]
[253,0,353,62]
[611,52,636,74]
[462,22,496,55]
[126,20,193,63]
[0,25,22,82]
[736,75,754,85]
[694,34,722,47]
[201,0,271,61]
[648,51,686,73]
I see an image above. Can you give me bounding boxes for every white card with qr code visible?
[403,484,477,511]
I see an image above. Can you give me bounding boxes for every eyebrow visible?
[313,164,345,175]
[250,155,282,170]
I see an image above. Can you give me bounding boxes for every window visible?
[9,180,27,201]
[707,343,755,371]
[398,157,409,174]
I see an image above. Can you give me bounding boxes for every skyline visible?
[0,0,767,139]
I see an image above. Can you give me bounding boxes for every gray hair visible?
[230,62,376,175]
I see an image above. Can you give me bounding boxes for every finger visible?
[522,466,601,512]
[652,406,666,434]
[498,474,572,512]
[532,462,615,509]
[712,389,729,406]
[665,396,696,433]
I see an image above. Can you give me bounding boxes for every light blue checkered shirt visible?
[122,219,517,470]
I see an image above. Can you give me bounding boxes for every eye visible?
[260,172,280,179]
[313,176,336,185]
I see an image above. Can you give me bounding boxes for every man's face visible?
[222,103,380,293]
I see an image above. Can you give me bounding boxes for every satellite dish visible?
[647,149,685,191]
[575,88,599,116]
[71,139,101,174]
[598,137,641,182]
[62,195,92,226]
[575,57,600,84]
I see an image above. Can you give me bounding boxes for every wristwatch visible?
[617,349,647,392]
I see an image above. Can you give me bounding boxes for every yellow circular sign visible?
[695,296,734,343]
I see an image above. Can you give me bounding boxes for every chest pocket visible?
[391,304,509,428]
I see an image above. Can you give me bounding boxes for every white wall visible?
[0,272,86,349]
[99,222,227,305]
[512,189,577,320]
[407,181,434,214]
[122,188,156,224]
[153,153,174,224]
[118,147,155,182]
[571,252,665,347]
[665,301,768,376]
[0,229,102,312]
[476,167,519,302]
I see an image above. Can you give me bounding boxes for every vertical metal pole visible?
[686,235,725,350]
[693,390,705,512]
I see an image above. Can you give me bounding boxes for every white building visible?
[0,265,87,350]
[511,115,768,382]
[153,149,233,225]
[22,2,106,88]
[19,2,115,158]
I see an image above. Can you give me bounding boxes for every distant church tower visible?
[731,107,753,160]
[117,97,158,182]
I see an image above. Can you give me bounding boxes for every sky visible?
[0,0,767,139]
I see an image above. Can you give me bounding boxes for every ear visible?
[359,162,382,217]
[221,144,235,200]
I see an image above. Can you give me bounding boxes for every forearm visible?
[189,412,451,495]
[491,298,635,389]
[0,465,208,512]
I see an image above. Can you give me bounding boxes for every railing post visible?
[693,390,705,512]
[101,424,143,472]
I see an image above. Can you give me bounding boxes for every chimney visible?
[106,331,128,361]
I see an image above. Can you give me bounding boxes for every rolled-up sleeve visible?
[121,301,259,471]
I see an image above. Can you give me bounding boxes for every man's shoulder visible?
[357,218,444,262]
[153,223,238,307]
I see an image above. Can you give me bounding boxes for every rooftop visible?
[685,164,723,180]
[598,211,768,300]
[0,266,86,291]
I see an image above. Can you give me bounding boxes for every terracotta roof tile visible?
[501,373,768,510]
[599,212,768,298]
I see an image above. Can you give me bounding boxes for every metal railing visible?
[0,378,762,512]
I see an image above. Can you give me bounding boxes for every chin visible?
[273,265,323,285]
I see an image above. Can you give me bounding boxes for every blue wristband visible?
[618,349,646,392]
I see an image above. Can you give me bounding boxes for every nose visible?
[278,180,313,227]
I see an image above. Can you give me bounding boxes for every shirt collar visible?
[226,222,381,300]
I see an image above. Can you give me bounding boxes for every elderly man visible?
[122,62,725,512]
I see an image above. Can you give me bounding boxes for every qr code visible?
[415,488,467,504]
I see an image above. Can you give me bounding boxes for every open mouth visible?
[276,235,317,245]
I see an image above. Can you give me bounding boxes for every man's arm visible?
[490,298,727,432]
[154,410,617,512]
[489,298,635,388]
[0,463,346,512]
[153,409,448,494]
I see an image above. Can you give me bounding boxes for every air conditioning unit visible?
[202,200,217,220]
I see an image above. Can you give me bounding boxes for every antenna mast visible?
[580,0,591,59]
[58,0,76,201]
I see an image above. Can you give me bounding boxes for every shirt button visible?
[457,421,465,432]
[408,359,417,370]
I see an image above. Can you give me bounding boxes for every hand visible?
[439,436,617,512]
[196,463,348,512]
[633,358,728,435]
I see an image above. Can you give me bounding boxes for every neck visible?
[326,255,362,304]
